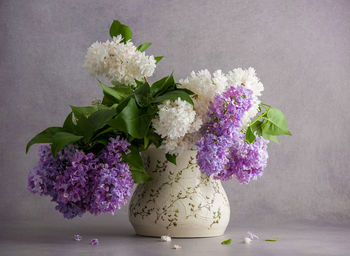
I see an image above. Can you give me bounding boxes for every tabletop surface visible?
[1,221,349,256]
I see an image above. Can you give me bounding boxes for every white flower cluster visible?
[84,35,156,86]
[226,67,264,128]
[152,98,202,154]
[179,69,228,124]
[155,67,264,153]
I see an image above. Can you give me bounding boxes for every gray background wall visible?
[0,0,349,228]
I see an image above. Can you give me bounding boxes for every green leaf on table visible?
[109,20,132,43]
[261,108,291,136]
[88,109,116,130]
[154,56,163,64]
[70,105,96,119]
[137,42,152,52]
[51,132,83,157]
[107,98,156,139]
[264,237,279,242]
[26,127,64,153]
[166,153,177,165]
[122,146,152,183]
[221,238,232,245]
[150,74,175,96]
[134,82,151,107]
[152,90,194,105]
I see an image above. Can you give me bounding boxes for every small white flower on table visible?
[160,235,171,242]
[172,244,182,249]
[243,237,252,244]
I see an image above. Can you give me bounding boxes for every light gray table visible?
[1,221,349,256]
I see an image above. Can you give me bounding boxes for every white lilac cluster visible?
[152,98,202,154]
[84,35,156,86]
[155,68,263,154]
[179,69,228,124]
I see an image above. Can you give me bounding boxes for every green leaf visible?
[166,153,177,165]
[100,81,132,105]
[265,237,279,242]
[154,56,163,64]
[147,129,162,148]
[134,82,151,107]
[51,132,83,157]
[93,127,115,139]
[122,146,152,183]
[63,112,76,133]
[177,88,195,95]
[221,238,232,245]
[26,127,64,153]
[70,105,96,119]
[245,126,256,143]
[74,114,95,140]
[246,120,279,144]
[134,79,145,88]
[92,139,109,146]
[261,108,291,136]
[107,98,156,139]
[152,90,194,105]
[262,131,280,144]
[245,120,263,143]
[150,74,176,96]
[109,20,132,43]
[137,42,152,52]
[143,136,150,149]
[88,109,116,130]
[250,120,263,136]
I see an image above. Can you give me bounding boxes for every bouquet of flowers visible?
[26,20,291,219]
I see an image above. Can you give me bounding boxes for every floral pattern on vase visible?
[129,147,230,237]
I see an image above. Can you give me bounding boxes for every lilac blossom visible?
[27,137,134,219]
[196,85,269,184]
[226,135,268,184]
[203,85,253,137]
[196,134,231,177]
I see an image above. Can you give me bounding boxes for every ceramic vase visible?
[128,147,230,237]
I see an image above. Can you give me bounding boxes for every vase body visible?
[128,147,230,237]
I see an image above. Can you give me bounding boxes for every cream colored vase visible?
[128,147,230,237]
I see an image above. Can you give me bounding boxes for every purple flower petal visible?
[247,231,259,240]
[90,238,99,246]
[74,234,82,241]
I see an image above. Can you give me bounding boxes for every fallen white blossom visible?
[243,237,252,244]
[160,235,171,242]
[172,244,182,249]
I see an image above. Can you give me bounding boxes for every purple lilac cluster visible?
[196,85,268,184]
[27,137,134,219]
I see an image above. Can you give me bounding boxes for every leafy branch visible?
[245,103,291,144]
